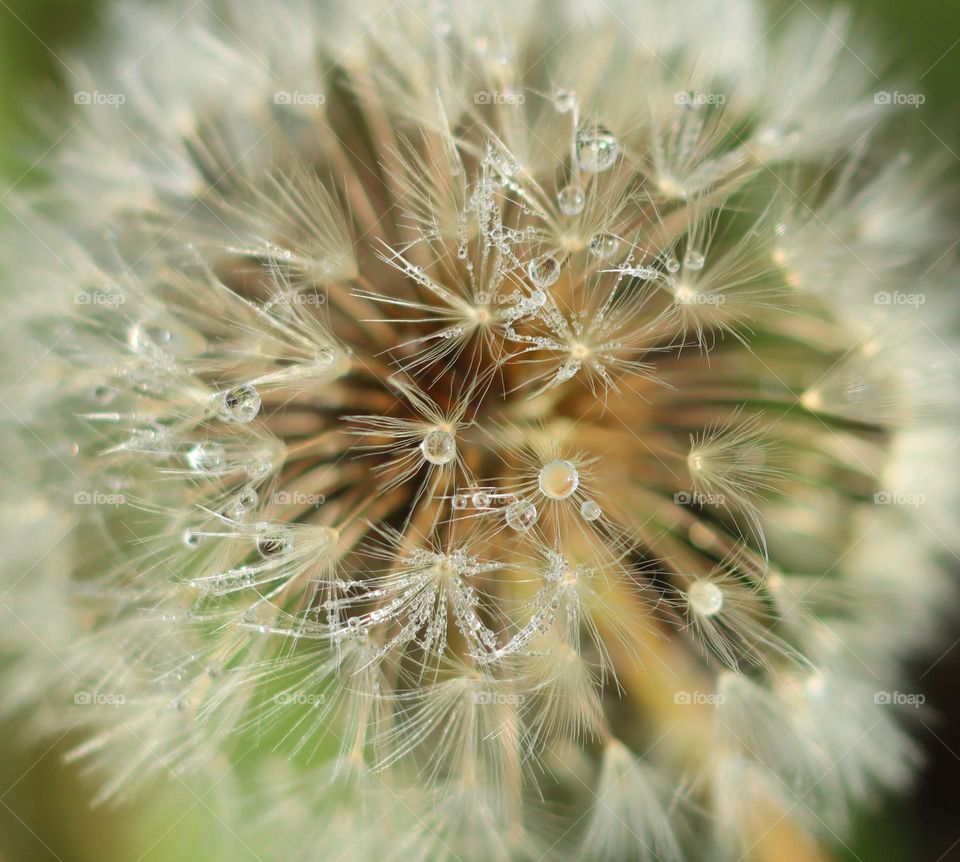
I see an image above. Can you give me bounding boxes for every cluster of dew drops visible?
[412,90,620,532]
[170,89,658,558]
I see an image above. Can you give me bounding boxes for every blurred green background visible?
[1,0,958,859]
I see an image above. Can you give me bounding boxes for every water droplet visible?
[527,255,561,288]
[452,494,468,510]
[576,125,620,173]
[183,528,204,548]
[223,487,259,522]
[579,500,602,521]
[538,459,580,500]
[472,491,491,509]
[187,442,226,474]
[245,456,271,478]
[420,429,457,465]
[588,233,620,259]
[505,499,538,532]
[687,580,723,617]
[218,384,261,424]
[556,359,579,382]
[757,123,802,149]
[129,319,169,352]
[684,250,705,271]
[557,184,585,216]
[553,89,576,113]
[256,525,294,558]
[92,385,114,404]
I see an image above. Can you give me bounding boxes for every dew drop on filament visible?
[538,459,580,500]
[588,233,620,259]
[183,529,204,548]
[187,442,226,474]
[420,429,457,465]
[553,89,577,113]
[576,125,620,173]
[471,491,491,509]
[687,580,723,617]
[256,525,294,558]
[505,499,538,531]
[245,456,272,479]
[218,384,261,424]
[579,499,602,521]
[92,385,115,405]
[223,487,259,522]
[557,184,585,215]
[527,255,562,288]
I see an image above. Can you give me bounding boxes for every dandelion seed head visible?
[1,0,958,858]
